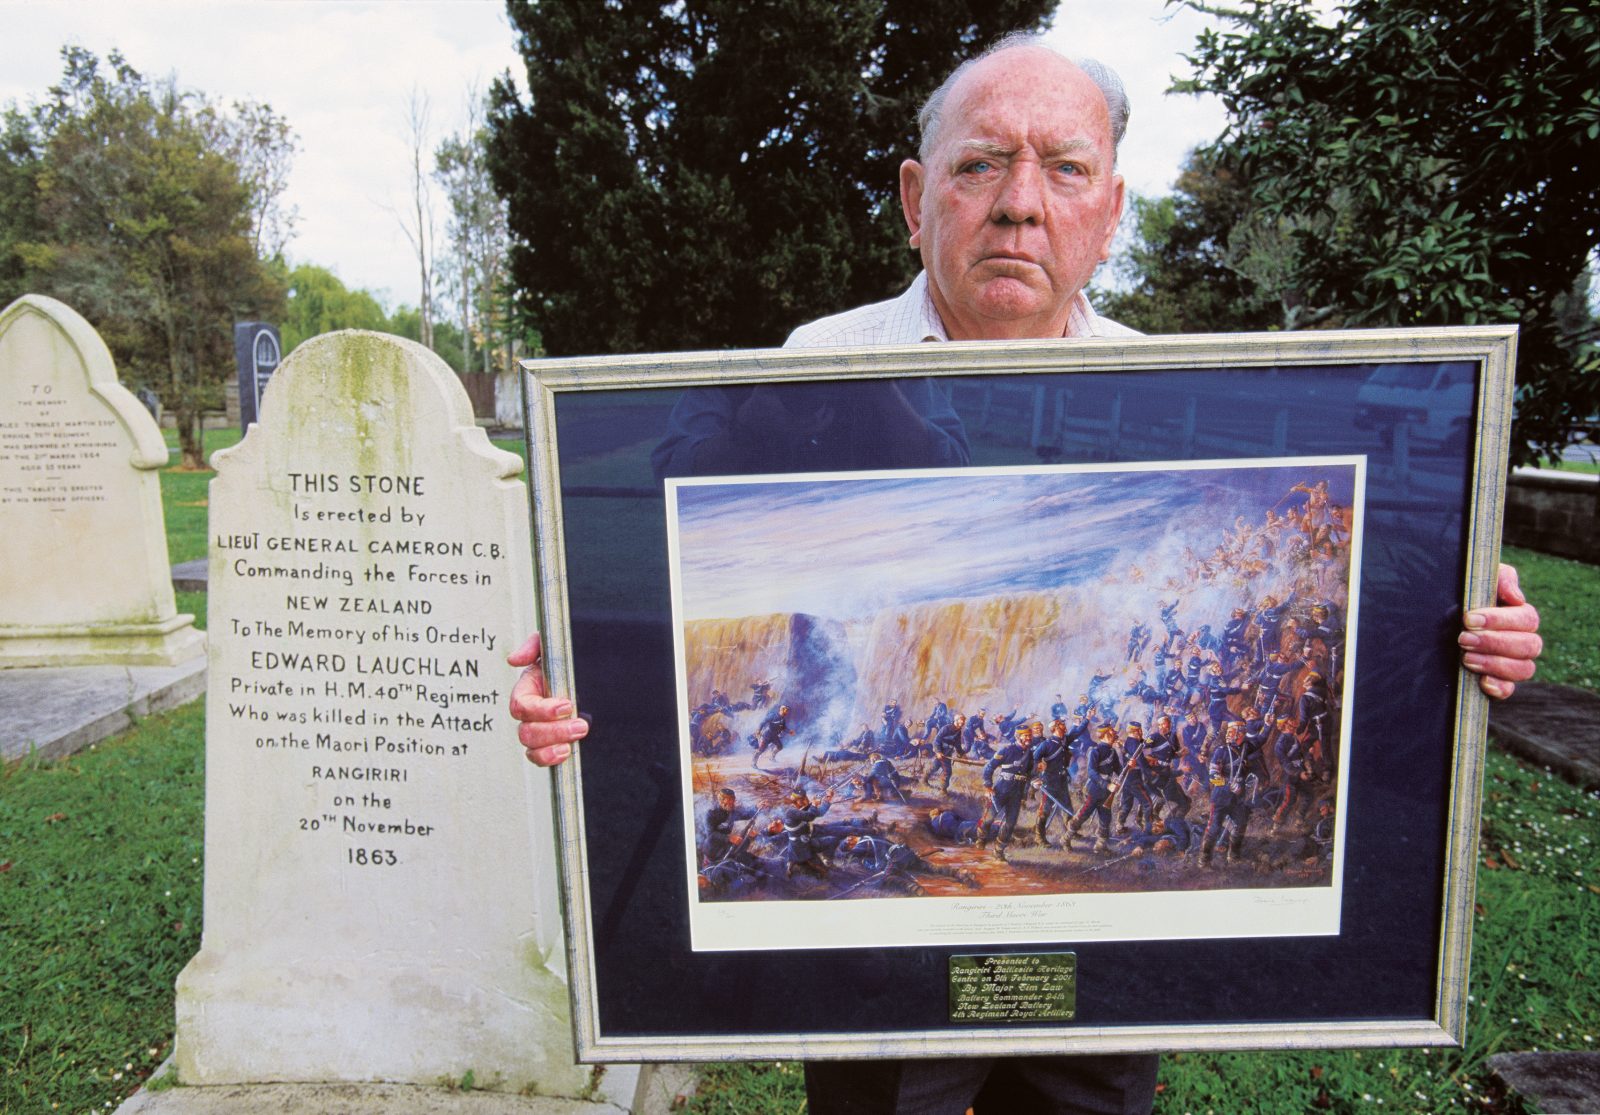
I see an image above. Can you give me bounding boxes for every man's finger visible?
[1478,676,1516,700]
[1457,629,1543,660]
[1460,651,1538,684]
[1463,602,1540,634]
[523,742,573,767]
[518,715,588,751]
[508,671,557,718]
[1494,563,1526,608]
[507,632,542,668]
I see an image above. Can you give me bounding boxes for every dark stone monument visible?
[233,321,282,432]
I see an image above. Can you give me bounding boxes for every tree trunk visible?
[178,406,205,470]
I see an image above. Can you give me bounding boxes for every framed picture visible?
[522,327,1515,1062]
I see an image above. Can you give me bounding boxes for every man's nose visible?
[992,161,1045,224]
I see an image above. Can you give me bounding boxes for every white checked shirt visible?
[783,271,1139,348]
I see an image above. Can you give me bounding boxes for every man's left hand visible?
[1459,563,1542,699]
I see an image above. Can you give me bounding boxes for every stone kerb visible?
[175,330,585,1096]
[0,294,204,666]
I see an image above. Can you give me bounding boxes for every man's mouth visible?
[979,252,1043,268]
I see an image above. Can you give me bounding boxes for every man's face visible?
[901,47,1125,341]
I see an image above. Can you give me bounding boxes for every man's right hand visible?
[507,633,588,767]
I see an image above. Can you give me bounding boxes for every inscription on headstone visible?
[0,295,203,667]
[175,330,588,1095]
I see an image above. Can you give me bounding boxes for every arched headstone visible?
[0,295,204,667]
[175,330,605,1098]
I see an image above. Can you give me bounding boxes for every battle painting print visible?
[667,456,1363,952]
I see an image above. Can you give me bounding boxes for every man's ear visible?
[900,158,925,247]
[1098,173,1127,263]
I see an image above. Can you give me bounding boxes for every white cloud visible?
[1045,0,1230,196]
[2,0,522,305]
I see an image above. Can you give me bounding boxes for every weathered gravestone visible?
[175,331,610,1099]
[0,295,204,667]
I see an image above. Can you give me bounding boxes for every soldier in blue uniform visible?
[1125,813,1196,856]
[1125,621,1150,664]
[1182,650,1208,702]
[1253,591,1297,663]
[1029,717,1078,847]
[1200,663,1248,735]
[1065,725,1125,854]
[1270,717,1313,829]
[1221,607,1252,675]
[995,707,1034,743]
[979,724,1035,862]
[1086,668,1114,702]
[1114,720,1155,835]
[879,718,912,757]
[1143,714,1191,820]
[1297,669,1336,776]
[1049,693,1070,722]
[925,713,966,794]
[835,833,978,894]
[858,751,903,802]
[1292,800,1337,864]
[1200,722,1255,867]
[1177,708,1210,795]
[925,697,953,737]
[753,703,795,767]
[927,806,981,845]
[962,707,993,758]
[1291,603,1343,675]
[779,785,835,879]
[1158,598,1183,643]
[1239,707,1275,785]
[702,787,757,864]
[1251,650,1298,716]
[879,699,903,743]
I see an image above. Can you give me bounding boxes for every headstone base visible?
[175,949,588,1097]
[1,615,205,668]
[0,658,207,763]
[115,1061,696,1115]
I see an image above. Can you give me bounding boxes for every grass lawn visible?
[1,439,1593,1114]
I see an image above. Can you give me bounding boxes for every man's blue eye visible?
[965,160,993,174]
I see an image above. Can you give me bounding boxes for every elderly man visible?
[509,33,1540,1115]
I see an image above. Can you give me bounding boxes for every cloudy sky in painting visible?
[670,461,1359,622]
[3,0,1243,306]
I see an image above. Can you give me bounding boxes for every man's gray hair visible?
[916,31,1130,163]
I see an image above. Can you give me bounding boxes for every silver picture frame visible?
[522,326,1515,1062]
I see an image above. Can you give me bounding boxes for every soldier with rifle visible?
[1200,721,1255,867]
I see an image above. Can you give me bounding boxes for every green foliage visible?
[275,261,477,373]
[1096,149,1288,334]
[3,47,288,468]
[0,702,207,1114]
[1175,0,1600,464]
[0,107,41,304]
[385,303,467,372]
[486,0,1055,356]
[277,262,390,353]
[684,1060,807,1113]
